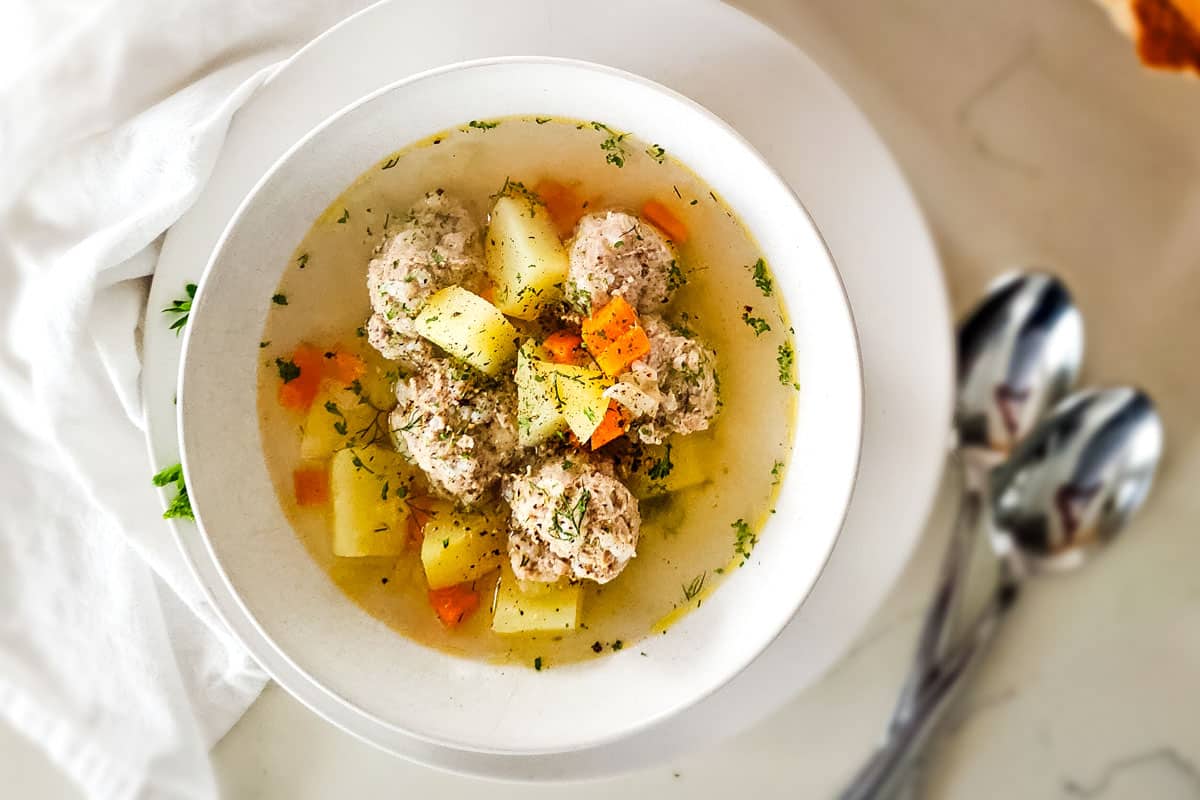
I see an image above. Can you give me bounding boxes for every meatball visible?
[566,210,680,315]
[366,191,484,366]
[502,455,640,584]
[390,359,520,506]
[622,314,720,444]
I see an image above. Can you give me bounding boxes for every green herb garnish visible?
[271,293,288,306]
[468,119,499,130]
[534,656,544,671]
[646,143,666,164]
[771,460,785,485]
[296,253,309,269]
[152,463,194,521]
[590,121,630,168]
[741,307,771,336]
[381,155,400,170]
[777,343,799,390]
[535,117,552,125]
[682,572,707,602]
[647,443,674,481]
[337,208,350,224]
[749,258,773,296]
[666,260,686,292]
[551,489,591,541]
[162,283,198,335]
[732,519,757,566]
[275,358,300,383]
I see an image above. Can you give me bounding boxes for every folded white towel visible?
[0,2,369,797]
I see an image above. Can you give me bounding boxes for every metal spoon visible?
[841,386,1164,800]
[896,272,1084,726]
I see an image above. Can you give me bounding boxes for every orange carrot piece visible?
[581,296,639,355]
[293,466,329,506]
[278,343,325,411]
[534,179,584,238]
[327,351,366,385]
[594,326,651,377]
[478,284,496,304]
[428,582,480,627]
[591,402,632,449]
[543,330,588,365]
[642,199,688,244]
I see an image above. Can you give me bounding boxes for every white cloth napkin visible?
[0,2,370,797]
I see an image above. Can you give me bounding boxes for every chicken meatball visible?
[566,210,681,315]
[366,191,484,366]
[619,314,720,444]
[390,358,520,506]
[502,455,640,584]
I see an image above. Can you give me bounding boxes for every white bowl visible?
[179,57,863,755]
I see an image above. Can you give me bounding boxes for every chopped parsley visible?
[682,572,707,602]
[666,260,686,291]
[732,518,757,566]
[275,358,300,383]
[741,307,771,336]
[356,325,366,338]
[749,258,773,296]
[259,341,270,348]
[611,640,624,651]
[152,463,194,521]
[535,116,552,124]
[337,208,350,224]
[351,453,374,474]
[777,343,799,390]
[296,252,309,269]
[162,283,197,335]
[533,656,544,671]
[381,155,400,170]
[771,460,785,485]
[468,119,499,130]
[324,401,348,435]
[380,481,390,501]
[646,143,666,164]
[271,293,288,306]
[590,121,630,168]
[647,443,674,481]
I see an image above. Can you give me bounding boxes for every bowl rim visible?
[178,54,866,754]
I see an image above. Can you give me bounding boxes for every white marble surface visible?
[8,0,1200,797]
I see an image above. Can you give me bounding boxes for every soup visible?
[257,116,797,668]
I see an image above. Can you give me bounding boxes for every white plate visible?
[143,0,952,780]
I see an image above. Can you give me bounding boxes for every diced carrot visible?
[428,582,480,627]
[534,179,584,238]
[591,402,632,449]
[478,284,496,304]
[642,199,688,244]
[543,330,588,365]
[293,466,329,506]
[278,343,326,411]
[581,296,639,355]
[327,351,366,385]
[594,326,651,377]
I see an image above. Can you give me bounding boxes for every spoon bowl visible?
[990,387,1164,571]
[957,273,1084,454]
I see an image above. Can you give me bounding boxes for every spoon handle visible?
[892,454,984,729]
[838,579,1017,800]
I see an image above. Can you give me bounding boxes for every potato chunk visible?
[301,386,380,460]
[420,502,506,589]
[515,345,565,447]
[625,434,711,500]
[330,446,416,557]
[514,344,611,445]
[485,194,569,320]
[414,286,518,376]
[491,565,582,634]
